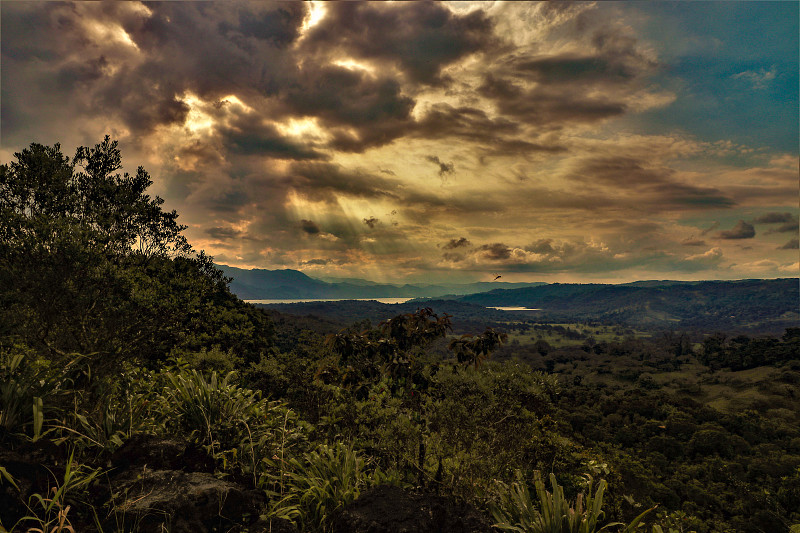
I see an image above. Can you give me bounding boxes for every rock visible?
[109,433,215,474]
[109,469,265,533]
[330,484,493,533]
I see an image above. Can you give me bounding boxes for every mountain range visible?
[216,265,544,300]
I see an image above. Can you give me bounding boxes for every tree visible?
[0,137,272,369]
[448,327,508,368]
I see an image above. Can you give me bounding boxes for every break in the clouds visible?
[2,1,797,283]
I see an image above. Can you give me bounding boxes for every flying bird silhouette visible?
[493,275,502,281]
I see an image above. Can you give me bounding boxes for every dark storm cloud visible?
[363,217,380,229]
[526,239,559,255]
[425,155,454,177]
[2,2,309,138]
[753,212,795,224]
[283,65,415,152]
[206,226,243,239]
[768,221,800,234]
[572,157,735,209]
[478,243,512,261]
[283,162,502,215]
[300,219,321,235]
[217,4,305,48]
[218,113,326,160]
[682,239,707,247]
[285,162,401,202]
[511,54,637,83]
[203,188,251,214]
[717,220,756,239]
[126,2,306,97]
[477,18,658,128]
[753,212,799,234]
[778,238,799,250]
[412,104,565,156]
[417,104,518,138]
[444,237,471,250]
[478,76,628,126]
[765,221,800,235]
[302,2,497,85]
[301,258,333,266]
[442,252,465,263]
[54,56,110,89]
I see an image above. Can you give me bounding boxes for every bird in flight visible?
[493,275,502,281]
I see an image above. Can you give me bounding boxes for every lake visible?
[488,306,543,311]
[246,299,543,311]
[246,298,415,305]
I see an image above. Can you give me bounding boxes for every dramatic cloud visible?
[478,243,512,261]
[2,1,796,283]
[701,222,720,236]
[753,212,800,234]
[779,238,799,250]
[301,2,497,85]
[300,219,321,235]
[753,212,795,224]
[717,221,756,240]
[425,155,455,178]
[443,238,471,250]
[682,239,707,247]
[570,157,735,209]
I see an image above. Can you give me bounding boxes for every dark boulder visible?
[109,433,215,474]
[108,469,265,533]
[330,484,493,533]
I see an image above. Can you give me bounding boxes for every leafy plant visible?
[0,345,78,441]
[9,452,102,533]
[491,471,654,533]
[267,442,377,533]
[161,368,307,484]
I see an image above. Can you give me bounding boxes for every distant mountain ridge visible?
[216,265,544,300]
[456,278,799,331]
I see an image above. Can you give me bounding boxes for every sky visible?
[2,1,798,284]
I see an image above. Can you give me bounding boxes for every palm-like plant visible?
[491,471,653,533]
[267,442,371,533]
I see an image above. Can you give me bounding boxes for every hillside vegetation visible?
[458,280,798,333]
[1,140,798,532]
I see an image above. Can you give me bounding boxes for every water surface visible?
[247,298,414,305]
